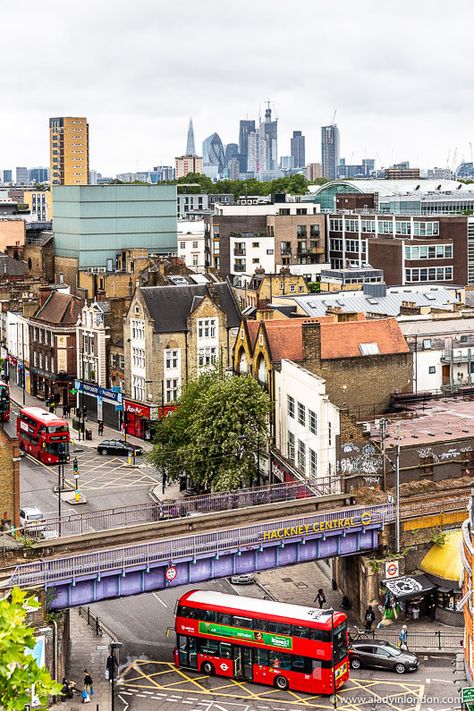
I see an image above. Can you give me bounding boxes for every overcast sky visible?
[1,0,473,176]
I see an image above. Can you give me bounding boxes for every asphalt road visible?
[7,404,158,519]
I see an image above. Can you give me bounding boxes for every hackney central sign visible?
[261,512,373,541]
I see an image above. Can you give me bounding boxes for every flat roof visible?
[382,398,474,448]
[309,179,472,198]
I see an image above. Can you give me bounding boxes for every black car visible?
[97,439,144,456]
[349,640,419,674]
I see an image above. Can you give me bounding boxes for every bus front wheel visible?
[275,675,289,691]
[201,661,215,676]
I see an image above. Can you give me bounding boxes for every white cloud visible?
[1,0,473,174]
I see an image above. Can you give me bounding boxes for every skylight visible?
[359,342,380,356]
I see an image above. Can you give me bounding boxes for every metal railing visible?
[11,503,394,589]
[355,628,463,652]
[23,480,321,539]
[78,605,103,636]
[401,494,469,520]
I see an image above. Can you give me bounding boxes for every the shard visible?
[186,118,196,156]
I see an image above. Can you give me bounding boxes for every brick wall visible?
[0,428,20,528]
[302,321,413,417]
[54,256,78,292]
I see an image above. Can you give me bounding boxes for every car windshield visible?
[380,643,402,656]
[27,513,44,521]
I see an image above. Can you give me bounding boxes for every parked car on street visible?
[19,507,46,535]
[230,573,256,585]
[349,640,419,674]
[97,439,144,456]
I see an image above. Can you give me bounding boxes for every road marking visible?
[152,592,168,607]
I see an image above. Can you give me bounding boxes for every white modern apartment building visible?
[76,301,111,388]
[275,359,340,494]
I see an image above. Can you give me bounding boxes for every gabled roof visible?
[246,320,260,350]
[140,283,241,333]
[319,318,409,360]
[33,291,83,325]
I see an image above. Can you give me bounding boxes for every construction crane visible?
[330,110,337,125]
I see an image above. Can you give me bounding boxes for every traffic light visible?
[58,442,68,464]
[73,457,78,473]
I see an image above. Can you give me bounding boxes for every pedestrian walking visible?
[364,605,376,632]
[83,670,93,695]
[106,653,118,682]
[98,419,104,436]
[314,588,326,608]
[398,624,408,650]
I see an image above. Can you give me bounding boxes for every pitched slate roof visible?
[141,283,241,333]
[33,291,83,325]
[0,255,27,277]
[319,318,409,360]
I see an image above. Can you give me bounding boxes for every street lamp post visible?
[109,641,123,711]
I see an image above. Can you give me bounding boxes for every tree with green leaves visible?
[0,588,62,710]
[149,372,271,491]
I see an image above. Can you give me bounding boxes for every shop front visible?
[124,400,176,440]
[270,449,302,484]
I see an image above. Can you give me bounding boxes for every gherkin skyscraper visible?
[186,118,196,156]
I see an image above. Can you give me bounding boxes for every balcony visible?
[233,248,246,256]
[233,264,246,272]
[441,349,474,364]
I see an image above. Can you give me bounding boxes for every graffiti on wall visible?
[338,442,383,477]
[417,445,472,463]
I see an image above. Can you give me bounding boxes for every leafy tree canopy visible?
[168,173,311,199]
[149,372,271,491]
[0,588,61,710]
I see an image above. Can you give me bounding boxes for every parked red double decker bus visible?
[0,380,10,422]
[175,590,349,695]
[17,407,70,464]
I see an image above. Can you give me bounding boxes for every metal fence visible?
[78,605,119,643]
[352,627,463,652]
[11,503,394,588]
[24,479,331,539]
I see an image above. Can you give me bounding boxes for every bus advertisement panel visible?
[17,407,70,464]
[175,590,349,695]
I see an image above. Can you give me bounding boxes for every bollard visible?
[127,452,132,465]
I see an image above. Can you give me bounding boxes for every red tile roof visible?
[319,318,409,360]
[33,291,83,325]
[246,320,260,349]
[262,317,332,362]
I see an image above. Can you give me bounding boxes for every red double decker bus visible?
[175,590,349,695]
[0,380,10,422]
[17,407,70,464]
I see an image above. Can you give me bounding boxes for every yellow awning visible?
[420,529,462,582]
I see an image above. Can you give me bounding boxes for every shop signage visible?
[124,401,151,418]
[462,688,474,703]
[198,621,292,650]
[270,451,300,484]
[74,380,122,404]
[385,560,400,579]
[261,513,371,542]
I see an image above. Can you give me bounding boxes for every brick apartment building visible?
[29,288,83,405]
[328,213,472,286]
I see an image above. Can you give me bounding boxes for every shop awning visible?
[384,574,438,600]
[420,529,462,583]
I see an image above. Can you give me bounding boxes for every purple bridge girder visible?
[47,524,380,609]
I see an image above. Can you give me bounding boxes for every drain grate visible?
[281,577,293,582]
[295,582,309,588]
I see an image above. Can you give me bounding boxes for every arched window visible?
[257,355,267,384]
[239,349,248,374]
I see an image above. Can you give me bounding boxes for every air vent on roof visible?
[425,295,436,301]
[367,298,379,305]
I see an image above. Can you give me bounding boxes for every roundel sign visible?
[165,565,177,583]
[385,560,399,579]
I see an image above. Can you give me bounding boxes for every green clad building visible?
[53,184,177,269]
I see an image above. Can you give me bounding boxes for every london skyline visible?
[1,0,473,175]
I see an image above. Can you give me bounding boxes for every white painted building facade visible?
[400,315,474,393]
[177,220,206,272]
[275,359,341,494]
[76,301,110,388]
[231,233,275,283]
